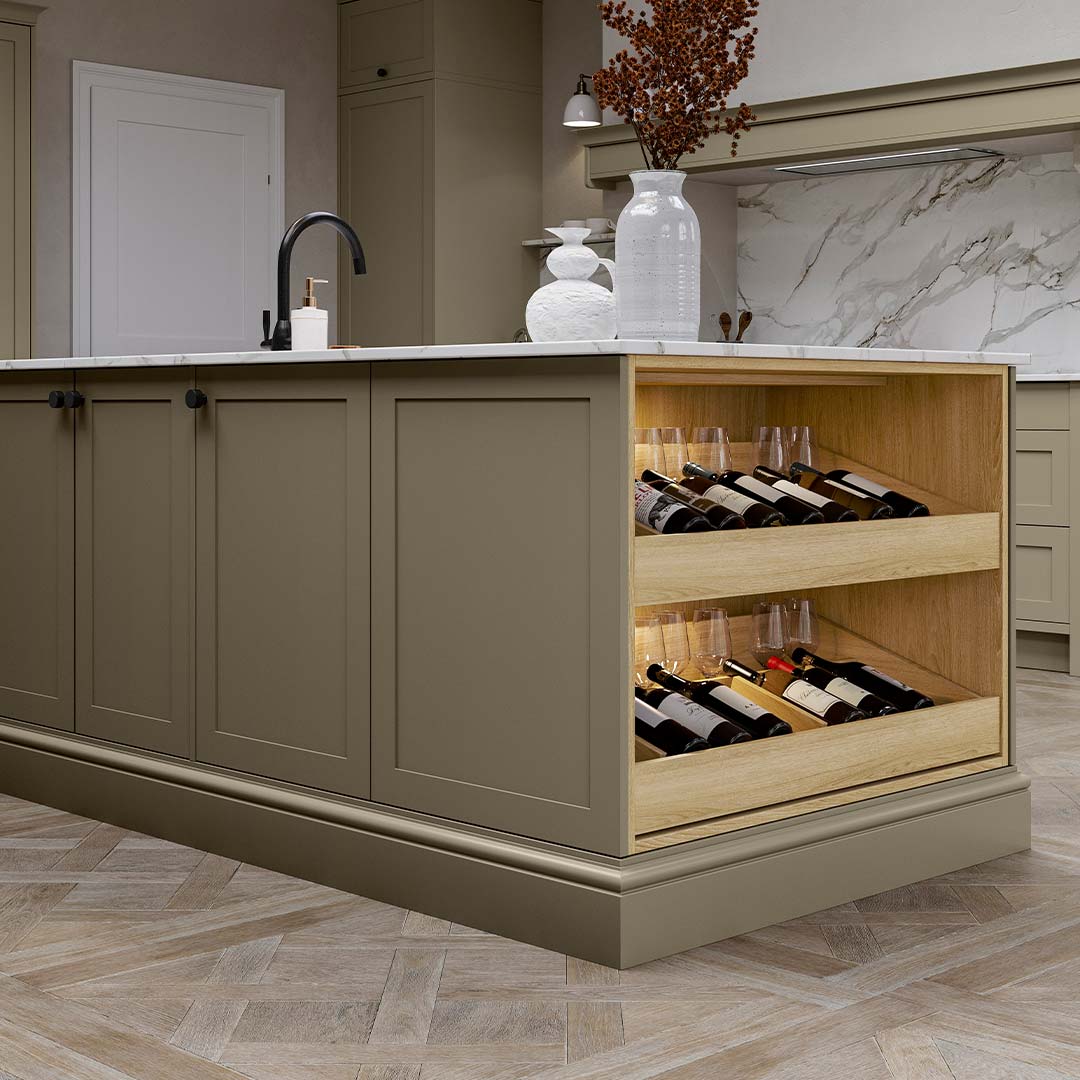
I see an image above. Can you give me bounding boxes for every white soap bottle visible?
[290,277,329,351]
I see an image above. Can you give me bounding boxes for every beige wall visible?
[32,0,339,357]
[541,0,604,229]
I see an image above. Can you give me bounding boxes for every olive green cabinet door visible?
[369,358,631,855]
[194,365,371,797]
[0,376,74,730]
[74,372,194,756]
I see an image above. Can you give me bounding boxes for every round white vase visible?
[615,170,700,341]
[526,227,616,342]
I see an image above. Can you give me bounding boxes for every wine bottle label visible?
[654,694,720,738]
[702,484,758,515]
[838,472,889,498]
[705,685,770,720]
[863,665,917,692]
[634,484,689,532]
[774,478,832,509]
[634,699,668,729]
[781,680,839,716]
[732,475,782,504]
[824,676,871,709]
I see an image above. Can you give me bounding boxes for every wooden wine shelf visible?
[634,512,1000,605]
[632,616,1005,847]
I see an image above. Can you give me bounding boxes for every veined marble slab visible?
[736,152,1078,375]
[0,339,1027,372]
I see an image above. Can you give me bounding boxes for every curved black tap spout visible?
[269,212,366,350]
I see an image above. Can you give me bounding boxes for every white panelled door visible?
[73,63,283,357]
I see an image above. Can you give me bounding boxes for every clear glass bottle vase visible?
[615,170,700,342]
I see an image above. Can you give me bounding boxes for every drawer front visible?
[1016,430,1069,525]
[339,0,433,88]
[1015,524,1069,623]
[1016,383,1070,429]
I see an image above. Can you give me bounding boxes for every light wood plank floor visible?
[0,668,1078,1079]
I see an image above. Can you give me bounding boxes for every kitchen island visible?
[0,341,1030,966]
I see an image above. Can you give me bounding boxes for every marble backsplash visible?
[736,152,1080,373]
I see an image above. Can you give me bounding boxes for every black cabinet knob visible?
[185,388,208,410]
[376,67,388,77]
[64,390,84,409]
[48,390,65,409]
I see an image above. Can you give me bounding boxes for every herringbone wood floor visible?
[0,668,1078,1079]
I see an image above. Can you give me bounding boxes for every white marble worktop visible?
[1017,371,1080,381]
[0,340,1030,372]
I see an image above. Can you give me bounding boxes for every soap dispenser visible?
[290,277,329,351]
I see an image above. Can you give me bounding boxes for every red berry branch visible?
[593,0,759,171]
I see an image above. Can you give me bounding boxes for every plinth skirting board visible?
[0,720,1031,968]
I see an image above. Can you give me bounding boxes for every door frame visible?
[71,61,285,356]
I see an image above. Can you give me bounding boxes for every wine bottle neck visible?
[646,664,689,692]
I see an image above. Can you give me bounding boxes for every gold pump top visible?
[303,277,328,308]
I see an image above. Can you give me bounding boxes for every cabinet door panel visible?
[195,366,370,796]
[1015,430,1068,526]
[75,372,193,756]
[1015,524,1069,624]
[370,358,630,855]
[1016,383,1069,430]
[339,84,433,347]
[339,0,433,89]
[0,376,74,730]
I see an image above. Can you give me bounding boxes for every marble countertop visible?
[0,340,1030,372]
[1017,371,1080,381]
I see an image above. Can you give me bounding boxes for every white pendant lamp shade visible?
[563,75,601,128]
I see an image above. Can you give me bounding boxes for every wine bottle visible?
[634,481,715,534]
[766,657,897,717]
[639,682,752,747]
[752,466,859,523]
[634,689,709,754]
[789,463,894,520]
[641,469,746,531]
[703,467,825,526]
[678,466,785,528]
[820,468,929,517]
[791,648,935,711]
[762,656,869,724]
[647,665,791,738]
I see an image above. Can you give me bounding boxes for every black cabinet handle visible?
[48,390,66,409]
[185,388,208,410]
[376,67,388,77]
[64,390,84,409]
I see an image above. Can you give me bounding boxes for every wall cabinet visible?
[337,0,540,348]
[0,375,74,730]
[194,367,371,797]
[0,18,31,359]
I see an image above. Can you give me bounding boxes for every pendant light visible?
[563,74,601,128]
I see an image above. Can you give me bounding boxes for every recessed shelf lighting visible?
[774,147,1003,176]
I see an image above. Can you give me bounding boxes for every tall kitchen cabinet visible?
[0,10,34,359]
[337,0,541,347]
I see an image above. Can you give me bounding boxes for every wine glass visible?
[753,425,788,473]
[660,428,689,477]
[689,427,732,475]
[785,598,820,657]
[692,608,732,678]
[634,614,665,686]
[634,428,665,479]
[751,601,787,668]
[788,426,818,470]
[658,611,690,677]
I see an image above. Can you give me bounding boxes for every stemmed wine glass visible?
[689,427,732,475]
[751,601,787,667]
[692,608,732,678]
[634,614,665,687]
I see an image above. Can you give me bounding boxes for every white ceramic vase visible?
[615,170,700,341]
[525,227,616,342]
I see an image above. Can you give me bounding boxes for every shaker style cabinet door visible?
[369,358,631,855]
[194,365,371,797]
[1015,430,1069,527]
[338,0,433,89]
[74,372,194,756]
[1015,524,1069,624]
[0,376,75,730]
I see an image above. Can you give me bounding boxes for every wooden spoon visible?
[719,312,732,342]
[735,310,753,342]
